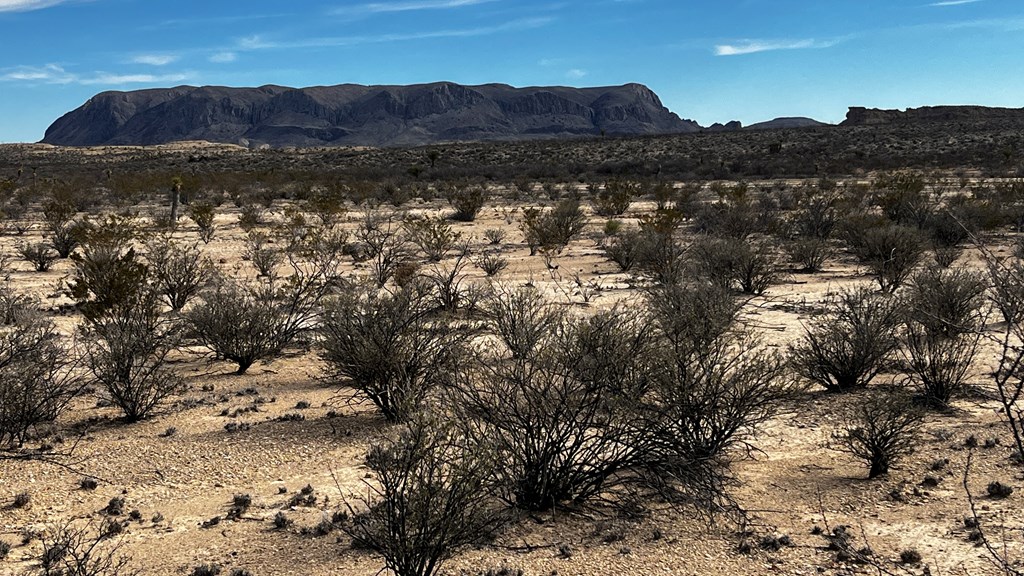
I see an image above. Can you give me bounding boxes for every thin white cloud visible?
[714,38,840,56]
[930,0,982,5]
[130,54,178,66]
[566,68,587,79]
[0,0,74,12]
[332,0,497,16]
[238,16,552,50]
[0,64,188,85]
[209,52,238,63]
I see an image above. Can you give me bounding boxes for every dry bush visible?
[83,290,182,422]
[319,285,465,422]
[344,414,506,576]
[186,279,286,375]
[592,180,636,217]
[832,392,923,478]
[844,221,926,293]
[474,251,508,277]
[480,286,562,361]
[243,231,283,278]
[146,237,210,311]
[693,182,760,239]
[39,519,139,576]
[68,216,148,322]
[790,286,902,392]
[356,210,409,288]
[445,185,486,222]
[452,308,654,511]
[187,202,217,244]
[689,237,781,295]
[0,289,82,449]
[785,237,832,273]
[872,172,931,228]
[520,199,586,255]
[405,215,460,262]
[18,242,58,272]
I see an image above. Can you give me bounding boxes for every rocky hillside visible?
[842,105,1024,126]
[42,82,700,148]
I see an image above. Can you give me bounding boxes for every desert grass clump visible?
[790,286,902,392]
[832,392,923,478]
[474,251,508,277]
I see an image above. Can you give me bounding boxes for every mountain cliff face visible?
[42,82,700,148]
[842,106,1024,126]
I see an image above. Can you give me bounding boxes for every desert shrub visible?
[481,286,562,361]
[405,216,459,262]
[592,180,636,217]
[356,210,409,288]
[68,219,148,322]
[646,280,741,360]
[243,231,282,278]
[188,202,217,244]
[989,257,1024,324]
[689,237,781,295]
[693,183,759,239]
[343,414,506,576]
[520,199,586,255]
[483,228,506,245]
[785,237,832,272]
[146,237,210,311]
[788,188,841,240]
[901,267,986,408]
[844,222,925,293]
[305,190,346,227]
[43,198,84,258]
[446,185,486,222]
[648,334,789,478]
[872,172,930,227]
[39,519,139,576]
[83,290,182,422]
[832,392,923,478]
[238,203,263,231]
[319,285,465,422]
[474,251,508,277]
[424,249,478,314]
[453,308,654,511]
[187,257,337,376]
[927,210,972,267]
[601,228,642,272]
[632,213,688,283]
[0,539,10,559]
[790,286,902,392]
[0,293,82,448]
[18,242,58,272]
[906,266,987,338]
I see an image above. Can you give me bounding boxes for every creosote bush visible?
[344,414,506,576]
[319,284,464,422]
[83,290,182,422]
[520,199,586,255]
[146,237,210,311]
[844,221,925,293]
[446,185,486,222]
[832,392,923,478]
[791,286,902,392]
[0,289,82,449]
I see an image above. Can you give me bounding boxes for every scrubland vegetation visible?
[4,132,1024,575]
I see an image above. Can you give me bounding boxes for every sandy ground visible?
[1,194,1021,576]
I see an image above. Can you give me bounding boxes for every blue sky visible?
[1,0,1022,143]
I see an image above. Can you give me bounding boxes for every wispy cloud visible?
[565,68,587,79]
[130,54,178,66]
[0,0,77,12]
[238,16,552,50]
[209,52,238,63]
[714,38,841,56]
[0,64,188,85]
[930,0,983,6]
[331,0,498,16]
